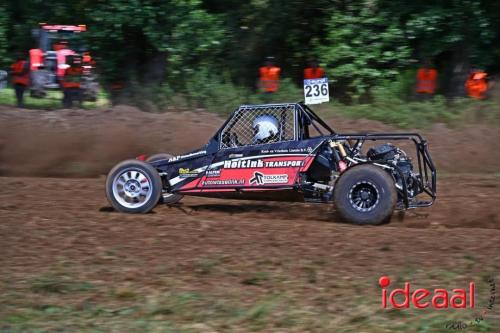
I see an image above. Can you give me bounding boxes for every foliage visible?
[85,0,227,86]
[1,0,500,109]
[393,1,494,65]
[326,78,500,129]
[318,3,412,100]
[0,3,9,68]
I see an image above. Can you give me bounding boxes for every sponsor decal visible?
[178,168,199,178]
[265,160,303,167]
[202,179,245,186]
[250,171,288,185]
[224,159,264,169]
[223,159,303,169]
[205,169,221,177]
[260,148,312,154]
[168,150,207,162]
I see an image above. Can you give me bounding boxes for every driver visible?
[253,114,280,144]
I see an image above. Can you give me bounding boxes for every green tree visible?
[0,3,11,68]
[85,0,226,89]
[318,2,412,100]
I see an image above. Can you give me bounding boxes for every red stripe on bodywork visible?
[180,188,236,193]
[299,156,315,172]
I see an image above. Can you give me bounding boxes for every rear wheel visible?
[105,160,162,213]
[333,164,397,225]
[146,153,183,205]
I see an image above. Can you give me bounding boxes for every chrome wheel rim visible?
[349,181,379,212]
[112,168,153,209]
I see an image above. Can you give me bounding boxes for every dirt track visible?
[0,106,499,332]
[1,175,499,331]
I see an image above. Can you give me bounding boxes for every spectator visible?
[415,59,438,100]
[259,56,281,94]
[465,69,491,100]
[10,53,30,107]
[304,59,325,80]
[61,55,83,108]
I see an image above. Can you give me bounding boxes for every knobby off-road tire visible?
[333,164,397,225]
[146,153,183,205]
[106,160,162,213]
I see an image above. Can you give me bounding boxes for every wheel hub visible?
[349,181,380,212]
[124,179,142,197]
[112,169,152,209]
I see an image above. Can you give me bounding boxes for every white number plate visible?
[304,78,329,105]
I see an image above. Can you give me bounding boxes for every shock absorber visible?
[329,141,348,172]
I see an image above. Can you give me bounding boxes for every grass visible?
[313,95,500,129]
[2,81,500,130]
[1,264,497,333]
[0,86,109,110]
[30,275,95,294]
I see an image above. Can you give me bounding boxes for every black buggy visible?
[105,102,436,225]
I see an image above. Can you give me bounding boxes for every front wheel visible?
[333,164,397,225]
[105,160,162,213]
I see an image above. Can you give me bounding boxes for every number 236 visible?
[305,84,328,97]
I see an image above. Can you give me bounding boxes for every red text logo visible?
[379,276,475,309]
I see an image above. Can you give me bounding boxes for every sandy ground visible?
[0,106,499,332]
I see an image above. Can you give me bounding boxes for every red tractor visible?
[30,24,98,101]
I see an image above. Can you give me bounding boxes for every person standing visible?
[10,54,30,107]
[29,47,44,71]
[61,55,83,108]
[304,59,325,80]
[415,60,438,100]
[55,41,75,78]
[259,57,281,94]
[465,69,490,100]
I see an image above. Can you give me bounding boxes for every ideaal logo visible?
[379,276,496,330]
[379,276,475,309]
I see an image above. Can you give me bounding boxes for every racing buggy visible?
[105,103,436,225]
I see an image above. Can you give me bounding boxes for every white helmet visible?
[253,114,279,143]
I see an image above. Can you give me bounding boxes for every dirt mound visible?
[0,105,499,177]
[0,105,221,177]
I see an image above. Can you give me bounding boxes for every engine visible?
[367,144,421,198]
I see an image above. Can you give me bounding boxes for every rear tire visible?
[146,153,183,205]
[105,159,162,213]
[333,164,396,225]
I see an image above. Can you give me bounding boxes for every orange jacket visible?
[11,60,29,86]
[82,52,93,64]
[259,66,281,92]
[465,71,488,99]
[416,68,438,94]
[56,48,76,76]
[62,66,83,89]
[29,48,44,71]
[304,67,325,79]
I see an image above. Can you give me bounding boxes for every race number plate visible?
[304,78,329,105]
